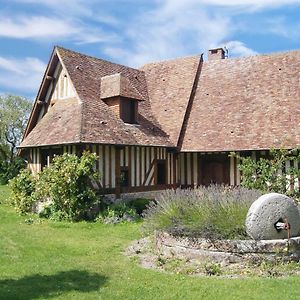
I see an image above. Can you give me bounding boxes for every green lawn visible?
[1,185,300,300]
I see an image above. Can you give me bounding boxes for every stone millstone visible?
[246,193,300,240]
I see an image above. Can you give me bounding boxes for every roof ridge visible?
[204,48,300,64]
[140,54,202,69]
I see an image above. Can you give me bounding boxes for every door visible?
[201,154,230,186]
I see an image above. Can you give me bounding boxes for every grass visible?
[1,185,300,299]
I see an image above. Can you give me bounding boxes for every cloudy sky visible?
[1,0,300,98]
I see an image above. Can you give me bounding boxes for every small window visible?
[41,149,49,170]
[120,167,129,187]
[40,148,62,170]
[120,98,137,124]
[157,160,167,185]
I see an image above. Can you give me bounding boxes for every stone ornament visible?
[246,193,300,240]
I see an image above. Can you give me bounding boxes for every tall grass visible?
[143,186,261,239]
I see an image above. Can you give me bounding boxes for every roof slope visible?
[141,55,201,145]
[182,51,300,151]
[21,47,173,148]
[58,47,172,147]
[21,98,82,147]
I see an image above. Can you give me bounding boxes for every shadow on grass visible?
[0,270,107,299]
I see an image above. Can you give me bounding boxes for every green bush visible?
[10,151,101,221]
[143,186,262,239]
[0,157,26,184]
[127,198,153,215]
[35,151,100,221]
[97,202,139,224]
[9,168,36,213]
[231,149,300,199]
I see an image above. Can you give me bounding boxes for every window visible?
[41,149,49,170]
[120,98,137,124]
[157,160,167,185]
[40,148,62,170]
[120,167,129,187]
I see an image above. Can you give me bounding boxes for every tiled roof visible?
[20,98,82,147]
[20,47,173,148]
[141,55,201,145]
[21,46,300,152]
[181,51,300,151]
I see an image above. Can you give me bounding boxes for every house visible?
[19,46,300,198]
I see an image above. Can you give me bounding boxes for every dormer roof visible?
[101,73,144,101]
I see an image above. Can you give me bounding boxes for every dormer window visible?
[100,73,144,124]
[120,98,137,124]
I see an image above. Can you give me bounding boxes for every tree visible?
[0,94,32,183]
[0,94,32,162]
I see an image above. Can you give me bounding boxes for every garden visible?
[1,151,300,298]
[1,148,300,298]
[2,184,300,300]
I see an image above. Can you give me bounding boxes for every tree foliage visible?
[0,94,32,160]
[231,149,300,199]
[0,94,32,183]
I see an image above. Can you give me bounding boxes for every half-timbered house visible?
[19,47,300,198]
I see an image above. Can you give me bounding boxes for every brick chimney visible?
[208,48,225,61]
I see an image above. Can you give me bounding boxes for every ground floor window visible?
[40,148,63,170]
[157,160,167,185]
[120,167,129,187]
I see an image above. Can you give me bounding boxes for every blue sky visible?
[1,0,300,99]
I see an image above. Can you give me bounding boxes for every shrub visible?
[10,151,101,221]
[231,149,300,199]
[35,151,100,221]
[9,168,36,213]
[127,198,154,215]
[0,157,26,184]
[143,186,262,239]
[97,202,139,224]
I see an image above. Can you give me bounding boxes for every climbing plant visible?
[231,149,300,199]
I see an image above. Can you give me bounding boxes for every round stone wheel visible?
[246,193,300,240]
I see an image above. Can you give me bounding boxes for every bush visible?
[231,149,300,200]
[10,151,101,221]
[127,198,153,215]
[143,186,262,239]
[0,157,26,184]
[97,202,139,224]
[9,169,36,213]
[35,151,100,221]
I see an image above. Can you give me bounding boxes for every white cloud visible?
[200,0,300,8]
[0,15,117,44]
[104,1,234,66]
[0,56,46,93]
[0,16,75,39]
[162,0,300,9]
[266,17,300,40]
[224,41,258,57]
[12,0,120,26]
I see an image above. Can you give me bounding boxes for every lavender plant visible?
[143,186,261,239]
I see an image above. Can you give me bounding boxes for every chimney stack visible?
[208,48,226,61]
